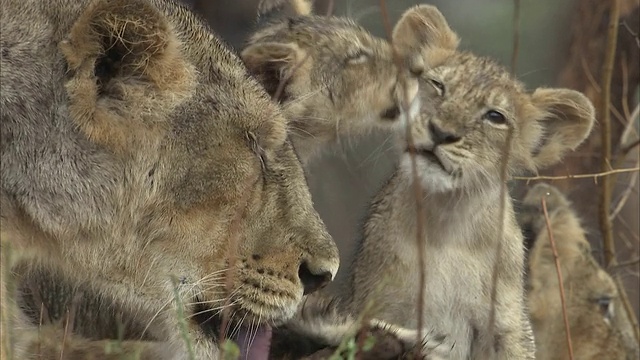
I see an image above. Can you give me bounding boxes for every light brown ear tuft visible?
[241,42,306,100]
[529,88,596,169]
[60,0,194,151]
[257,0,313,20]
[391,5,460,57]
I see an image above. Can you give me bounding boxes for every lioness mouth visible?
[194,302,272,360]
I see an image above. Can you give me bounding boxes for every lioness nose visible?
[429,121,460,145]
[298,261,332,295]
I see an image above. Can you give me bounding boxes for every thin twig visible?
[513,167,639,181]
[598,0,620,268]
[171,276,195,360]
[621,138,640,155]
[510,0,521,74]
[60,308,71,360]
[614,276,640,344]
[610,158,639,220]
[487,127,514,356]
[378,0,426,352]
[610,257,640,271]
[541,197,574,360]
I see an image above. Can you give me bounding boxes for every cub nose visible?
[298,261,332,295]
[429,121,460,146]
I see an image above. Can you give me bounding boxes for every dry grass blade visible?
[60,309,71,360]
[541,196,574,360]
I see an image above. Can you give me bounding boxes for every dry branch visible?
[513,167,639,181]
[599,0,621,269]
[541,197,574,360]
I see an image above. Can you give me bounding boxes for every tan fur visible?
[0,0,340,358]
[348,5,595,359]
[240,0,420,164]
[519,183,640,360]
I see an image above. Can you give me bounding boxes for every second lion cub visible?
[241,0,419,164]
[349,5,595,359]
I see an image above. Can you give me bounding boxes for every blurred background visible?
[181,0,639,319]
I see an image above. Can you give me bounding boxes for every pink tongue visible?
[234,324,272,360]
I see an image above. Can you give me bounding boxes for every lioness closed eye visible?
[0,0,339,358]
[348,4,595,360]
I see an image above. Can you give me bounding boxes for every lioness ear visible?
[241,42,306,100]
[530,88,595,169]
[60,0,193,149]
[391,5,459,57]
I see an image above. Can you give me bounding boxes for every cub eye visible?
[429,79,445,96]
[597,296,613,318]
[483,110,507,125]
[345,50,369,65]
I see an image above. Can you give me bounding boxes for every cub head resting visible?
[241,0,420,163]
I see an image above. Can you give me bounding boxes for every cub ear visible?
[257,0,313,21]
[391,5,459,57]
[241,42,306,100]
[60,0,193,148]
[530,88,596,169]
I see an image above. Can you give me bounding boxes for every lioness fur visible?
[519,183,640,360]
[348,5,596,359]
[1,0,341,358]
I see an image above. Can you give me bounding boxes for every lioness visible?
[348,4,595,359]
[519,183,640,360]
[1,0,340,358]
[241,0,420,164]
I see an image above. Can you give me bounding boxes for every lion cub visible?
[519,183,640,360]
[241,0,419,164]
[348,5,595,359]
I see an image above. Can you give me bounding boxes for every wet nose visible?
[298,260,333,295]
[429,121,460,146]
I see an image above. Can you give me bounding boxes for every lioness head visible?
[1,0,339,348]
[391,5,595,193]
[519,183,639,360]
[240,0,420,162]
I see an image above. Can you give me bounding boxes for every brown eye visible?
[483,110,507,125]
[429,79,445,95]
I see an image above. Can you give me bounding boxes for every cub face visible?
[518,183,638,360]
[241,8,419,145]
[391,5,595,193]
